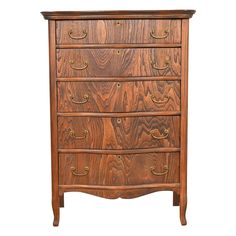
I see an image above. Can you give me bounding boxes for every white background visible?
[0,0,236,235]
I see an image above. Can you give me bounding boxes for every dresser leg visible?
[180,195,187,225]
[173,191,180,206]
[53,206,60,226]
[52,198,60,226]
[60,194,64,208]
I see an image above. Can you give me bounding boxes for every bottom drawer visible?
[59,152,179,186]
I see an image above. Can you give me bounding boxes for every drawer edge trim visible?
[58,148,180,154]
[57,112,181,117]
[56,44,182,49]
[59,183,180,192]
[57,77,181,81]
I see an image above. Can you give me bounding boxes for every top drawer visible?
[56,20,181,45]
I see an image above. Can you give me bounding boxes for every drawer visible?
[57,81,180,112]
[56,20,181,45]
[59,152,180,186]
[57,48,181,77]
[58,116,180,149]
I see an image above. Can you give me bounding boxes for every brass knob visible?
[117,118,122,124]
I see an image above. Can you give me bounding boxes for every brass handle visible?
[150,95,170,105]
[150,165,169,176]
[150,128,169,140]
[71,94,89,104]
[151,60,170,70]
[150,30,169,39]
[68,128,88,140]
[71,166,89,176]
[69,60,88,70]
[68,30,87,40]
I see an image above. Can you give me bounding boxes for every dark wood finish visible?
[173,191,180,206]
[56,20,181,45]
[42,10,195,226]
[42,10,195,20]
[59,152,179,186]
[58,116,180,149]
[57,48,181,77]
[59,194,64,208]
[57,81,180,112]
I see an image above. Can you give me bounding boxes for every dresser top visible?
[41,10,195,20]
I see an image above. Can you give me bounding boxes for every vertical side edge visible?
[48,20,60,226]
[180,19,189,225]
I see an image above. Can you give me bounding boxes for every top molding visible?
[41,10,195,20]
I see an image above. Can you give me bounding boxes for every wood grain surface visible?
[59,152,179,185]
[56,20,181,44]
[58,116,180,149]
[57,81,180,112]
[43,10,195,225]
[57,48,181,77]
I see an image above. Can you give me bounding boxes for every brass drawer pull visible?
[69,60,88,70]
[71,94,89,104]
[68,29,87,40]
[151,60,169,71]
[68,128,88,140]
[150,128,169,140]
[150,30,169,39]
[150,95,170,105]
[150,165,169,176]
[71,166,89,176]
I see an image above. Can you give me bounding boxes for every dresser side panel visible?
[180,19,189,225]
[48,20,60,224]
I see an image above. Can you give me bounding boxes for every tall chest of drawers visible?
[42,10,195,226]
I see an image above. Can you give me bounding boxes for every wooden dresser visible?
[42,10,195,226]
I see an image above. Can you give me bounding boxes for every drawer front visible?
[59,152,180,185]
[57,48,181,77]
[57,81,180,112]
[56,20,181,45]
[58,116,180,149]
